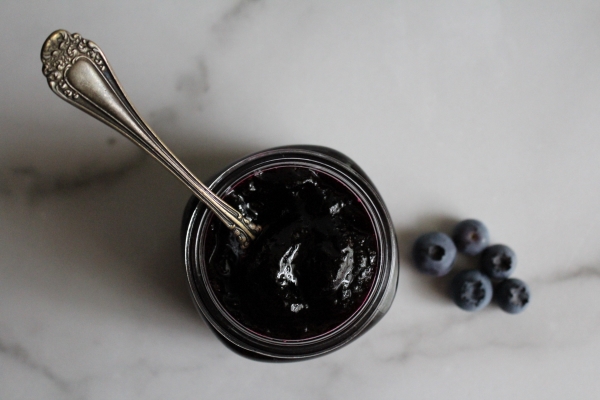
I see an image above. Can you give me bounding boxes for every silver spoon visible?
[40,29,261,247]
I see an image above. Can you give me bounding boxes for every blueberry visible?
[480,244,517,280]
[452,219,490,255]
[496,278,530,314]
[451,269,493,311]
[412,232,457,276]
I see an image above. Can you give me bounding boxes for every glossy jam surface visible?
[203,166,378,340]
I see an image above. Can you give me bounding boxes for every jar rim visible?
[183,146,398,360]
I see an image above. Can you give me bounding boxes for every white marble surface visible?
[1,1,600,398]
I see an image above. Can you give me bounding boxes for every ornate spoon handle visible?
[41,30,260,247]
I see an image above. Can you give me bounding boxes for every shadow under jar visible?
[182,145,399,361]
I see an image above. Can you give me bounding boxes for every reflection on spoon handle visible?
[40,29,260,247]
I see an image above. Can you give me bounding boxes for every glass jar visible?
[182,145,399,361]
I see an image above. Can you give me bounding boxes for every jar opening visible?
[200,165,380,341]
[183,146,399,360]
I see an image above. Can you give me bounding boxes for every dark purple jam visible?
[203,166,378,340]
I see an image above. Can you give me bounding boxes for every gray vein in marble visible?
[71,358,207,396]
[221,0,263,23]
[212,0,264,39]
[380,265,600,365]
[0,339,71,394]
[176,59,210,98]
[380,314,475,363]
[384,330,539,364]
[533,265,600,284]
[0,153,146,200]
[172,58,210,113]
[129,358,205,378]
[0,337,209,400]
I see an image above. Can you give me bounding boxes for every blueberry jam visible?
[203,166,379,340]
